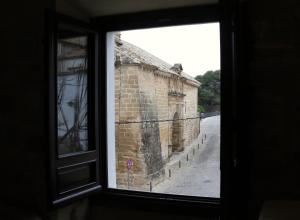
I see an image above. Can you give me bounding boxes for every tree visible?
[195,70,220,112]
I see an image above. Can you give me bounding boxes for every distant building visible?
[115,34,201,190]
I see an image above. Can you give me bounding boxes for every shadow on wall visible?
[140,92,164,180]
[172,112,184,152]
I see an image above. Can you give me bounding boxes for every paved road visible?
[153,116,220,197]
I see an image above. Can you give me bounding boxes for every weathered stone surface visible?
[115,38,200,189]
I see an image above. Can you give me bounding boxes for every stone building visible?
[114,34,201,190]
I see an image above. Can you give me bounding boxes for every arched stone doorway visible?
[172,112,183,152]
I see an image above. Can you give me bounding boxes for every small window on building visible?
[106,23,221,198]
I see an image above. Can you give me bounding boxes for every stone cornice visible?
[116,63,200,87]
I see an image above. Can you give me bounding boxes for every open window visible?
[47,3,238,218]
[106,24,221,198]
[47,14,101,205]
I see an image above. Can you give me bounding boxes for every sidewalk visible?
[163,132,206,180]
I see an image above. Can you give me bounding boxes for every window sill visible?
[91,188,220,218]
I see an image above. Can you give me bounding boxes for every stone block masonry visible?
[115,64,200,190]
[114,37,200,190]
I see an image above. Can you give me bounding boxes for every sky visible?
[120,23,220,77]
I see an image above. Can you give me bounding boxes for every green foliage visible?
[197,105,205,113]
[195,70,220,112]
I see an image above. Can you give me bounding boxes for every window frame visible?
[46,1,239,218]
[91,3,236,219]
[46,12,102,206]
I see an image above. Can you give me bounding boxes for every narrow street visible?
[153,116,220,197]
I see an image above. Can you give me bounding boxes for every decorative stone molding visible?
[168,91,186,97]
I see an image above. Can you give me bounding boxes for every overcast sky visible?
[120,23,220,77]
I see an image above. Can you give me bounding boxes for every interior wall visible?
[240,0,300,219]
[0,0,53,216]
[248,0,300,198]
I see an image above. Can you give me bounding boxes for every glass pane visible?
[107,23,220,198]
[56,29,89,155]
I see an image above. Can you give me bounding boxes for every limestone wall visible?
[183,83,200,146]
[152,71,169,162]
[115,65,147,189]
[115,64,199,189]
[138,66,164,181]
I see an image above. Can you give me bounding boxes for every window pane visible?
[57,30,89,155]
[107,24,220,198]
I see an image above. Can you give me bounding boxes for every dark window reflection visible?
[57,31,89,155]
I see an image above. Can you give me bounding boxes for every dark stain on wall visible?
[139,92,164,179]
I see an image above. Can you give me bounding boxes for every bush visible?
[197,105,205,113]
